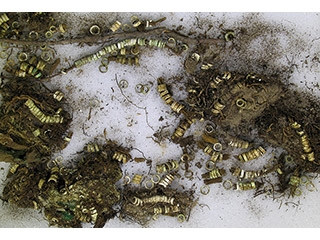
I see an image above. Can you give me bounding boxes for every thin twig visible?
[0,28,224,82]
[41,66,75,81]
[131,147,150,161]
[198,203,210,210]
[0,27,225,47]
[115,74,154,131]
[278,200,283,209]
[187,197,199,222]
[284,201,299,207]
[131,147,153,174]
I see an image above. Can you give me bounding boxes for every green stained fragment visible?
[61,211,74,221]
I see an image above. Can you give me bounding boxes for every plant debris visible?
[2,141,125,227]
[1,12,320,228]
[0,79,71,163]
[158,67,320,197]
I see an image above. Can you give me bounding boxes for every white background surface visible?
[1,12,320,228]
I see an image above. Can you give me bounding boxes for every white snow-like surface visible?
[1,12,320,228]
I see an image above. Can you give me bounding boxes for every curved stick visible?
[0,27,225,47]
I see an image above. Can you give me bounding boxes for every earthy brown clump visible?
[2,142,126,228]
[1,12,64,40]
[2,163,47,208]
[255,88,320,194]
[0,79,71,164]
[158,65,320,197]
[164,70,284,143]
[187,70,283,131]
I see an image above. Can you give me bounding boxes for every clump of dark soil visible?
[255,88,320,194]
[1,12,65,40]
[167,66,320,197]
[0,79,71,164]
[2,142,125,228]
